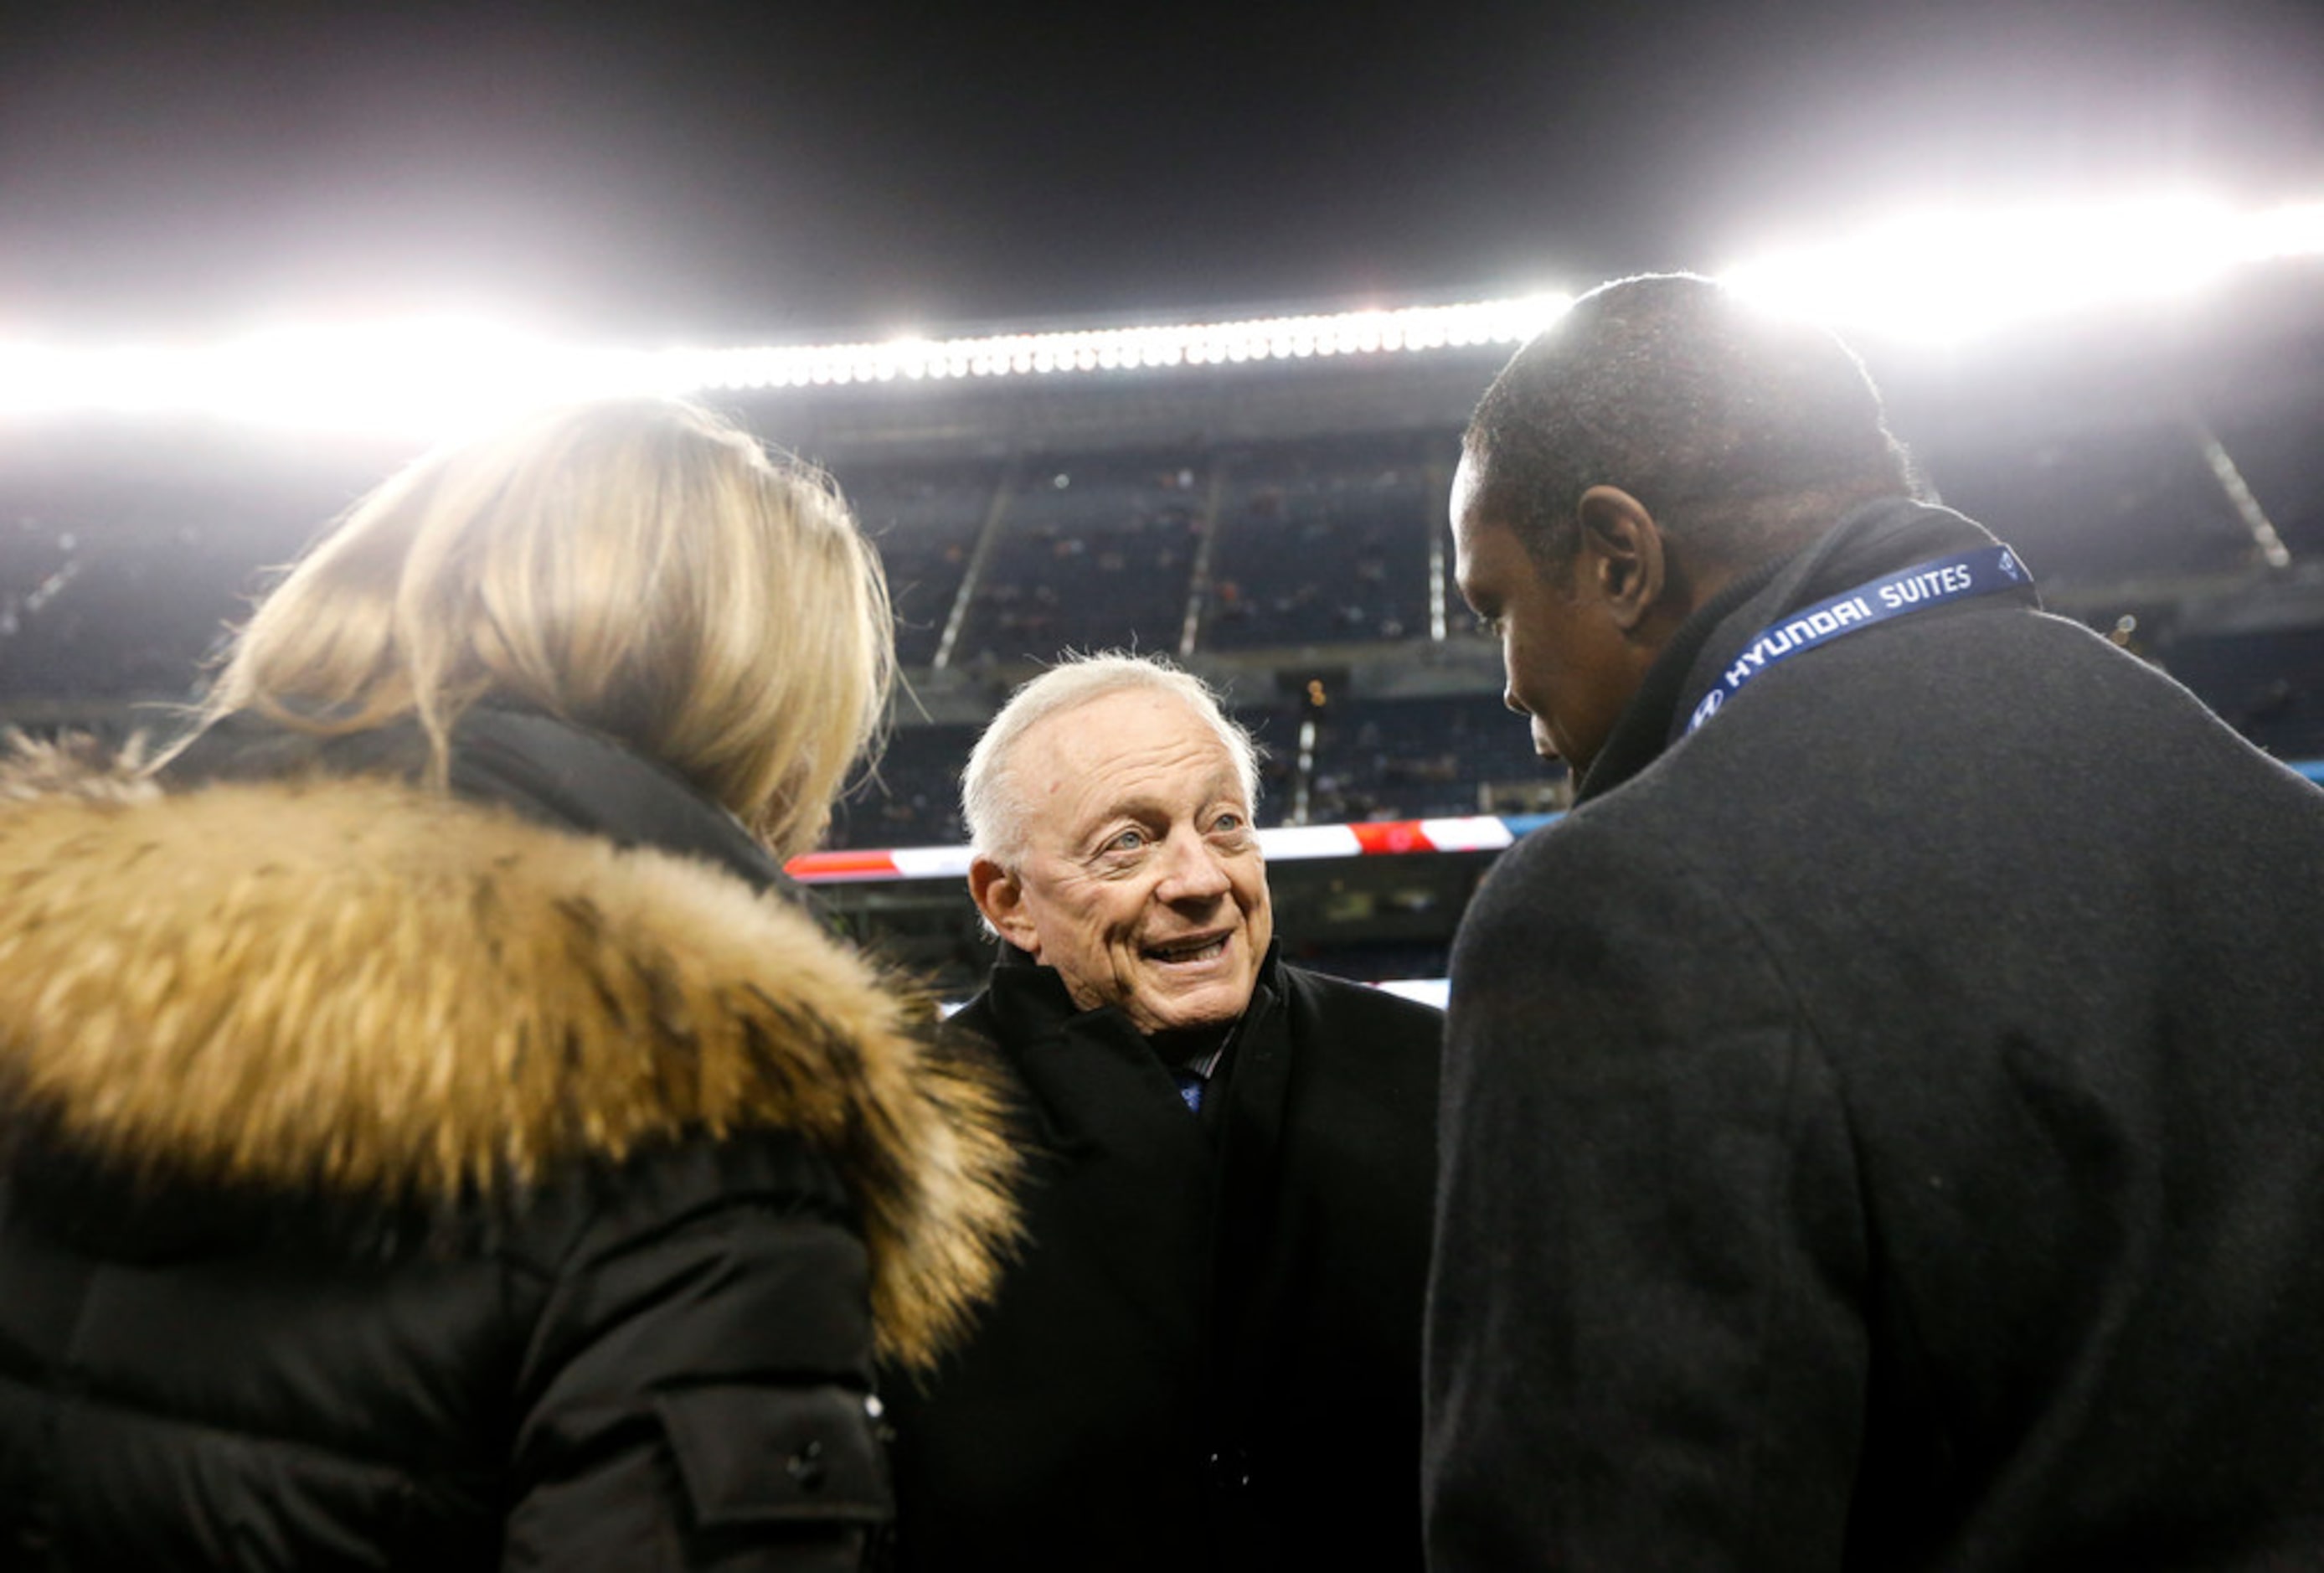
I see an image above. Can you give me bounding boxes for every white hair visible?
[961,652,1262,869]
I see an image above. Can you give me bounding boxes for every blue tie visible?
[1170,1067,1206,1113]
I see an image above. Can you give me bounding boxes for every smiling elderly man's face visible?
[974,687,1273,1039]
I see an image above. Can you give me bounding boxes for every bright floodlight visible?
[1719,193,2324,344]
[0,295,1575,439]
[0,316,703,441]
[683,294,1578,393]
[0,189,2319,439]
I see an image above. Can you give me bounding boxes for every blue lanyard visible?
[1685,545,2032,735]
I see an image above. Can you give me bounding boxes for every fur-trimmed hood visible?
[0,741,1017,1370]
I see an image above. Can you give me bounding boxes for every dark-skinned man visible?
[1426,273,2324,1572]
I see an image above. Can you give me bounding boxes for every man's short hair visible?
[961,652,1261,869]
[1466,274,1914,572]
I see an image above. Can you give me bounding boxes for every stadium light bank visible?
[0,192,2318,439]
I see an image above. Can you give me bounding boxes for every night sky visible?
[3,0,2321,342]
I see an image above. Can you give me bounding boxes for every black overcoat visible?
[1425,498,2324,1570]
[885,945,1442,1571]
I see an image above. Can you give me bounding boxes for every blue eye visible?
[1212,812,1245,833]
[1108,828,1148,852]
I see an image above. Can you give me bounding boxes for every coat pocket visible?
[655,1384,891,1529]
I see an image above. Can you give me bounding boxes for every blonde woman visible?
[0,399,1016,1570]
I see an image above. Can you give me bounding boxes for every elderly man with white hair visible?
[881,652,1443,1573]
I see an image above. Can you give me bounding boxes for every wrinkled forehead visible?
[1013,691,1248,839]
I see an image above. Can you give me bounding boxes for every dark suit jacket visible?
[1426,498,2324,1571]
[885,945,1441,1571]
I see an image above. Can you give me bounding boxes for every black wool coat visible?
[1425,499,2324,1571]
[884,945,1442,1572]
[0,710,1017,1571]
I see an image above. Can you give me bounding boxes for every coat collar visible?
[164,705,792,895]
[975,938,1288,1059]
[1577,498,2036,804]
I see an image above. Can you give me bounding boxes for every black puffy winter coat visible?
[0,711,1017,1570]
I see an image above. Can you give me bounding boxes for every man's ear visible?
[969,856,1042,954]
[1574,485,1669,633]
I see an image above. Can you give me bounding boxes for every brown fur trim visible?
[0,729,156,803]
[0,762,1017,1369]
